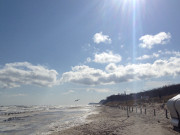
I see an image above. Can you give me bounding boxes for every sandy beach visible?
[51,104,180,135]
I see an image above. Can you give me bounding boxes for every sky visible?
[0,0,180,105]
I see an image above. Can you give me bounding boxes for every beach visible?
[52,104,180,135]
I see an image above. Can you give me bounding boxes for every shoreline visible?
[51,103,180,135]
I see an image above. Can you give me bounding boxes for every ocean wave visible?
[0,105,96,135]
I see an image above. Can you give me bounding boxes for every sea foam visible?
[0,105,96,135]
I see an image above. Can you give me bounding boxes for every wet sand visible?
[51,104,180,135]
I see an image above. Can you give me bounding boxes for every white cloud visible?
[94,51,122,64]
[136,53,159,60]
[139,32,171,49]
[60,57,180,86]
[63,90,75,95]
[0,62,59,88]
[137,50,180,61]
[93,32,112,44]
[87,88,111,93]
[164,50,180,57]
[60,65,106,85]
[105,63,117,72]
[136,55,151,60]
[86,57,91,63]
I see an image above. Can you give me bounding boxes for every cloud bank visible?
[139,32,171,49]
[2,55,180,89]
[93,32,112,44]
[0,62,59,88]
[61,57,180,85]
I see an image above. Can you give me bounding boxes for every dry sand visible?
[51,104,180,135]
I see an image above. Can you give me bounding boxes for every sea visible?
[0,105,98,135]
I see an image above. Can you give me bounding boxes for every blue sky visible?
[0,0,180,105]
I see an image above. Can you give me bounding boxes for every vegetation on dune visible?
[100,83,180,106]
